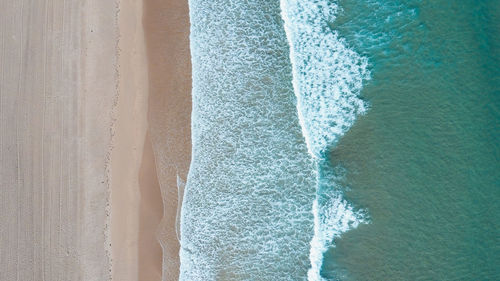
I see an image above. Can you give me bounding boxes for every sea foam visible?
[280,0,370,158]
[181,1,316,280]
[280,0,370,280]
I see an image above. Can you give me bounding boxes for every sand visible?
[110,0,166,280]
[0,0,117,280]
[138,133,164,280]
[110,0,150,280]
[143,0,192,280]
[0,0,190,280]
[111,0,191,280]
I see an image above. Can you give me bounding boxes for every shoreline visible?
[143,0,192,280]
[110,0,192,280]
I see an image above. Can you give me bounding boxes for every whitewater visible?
[180,1,370,280]
[281,1,370,280]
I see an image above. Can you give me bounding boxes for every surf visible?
[280,1,371,280]
[180,1,317,279]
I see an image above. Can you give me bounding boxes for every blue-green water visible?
[321,0,500,280]
[182,0,500,280]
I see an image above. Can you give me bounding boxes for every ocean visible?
[181,0,500,280]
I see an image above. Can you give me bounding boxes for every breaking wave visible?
[281,1,370,280]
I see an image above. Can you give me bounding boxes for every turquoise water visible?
[321,0,500,280]
[182,0,500,280]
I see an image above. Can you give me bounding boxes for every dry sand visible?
[143,0,192,280]
[0,0,117,280]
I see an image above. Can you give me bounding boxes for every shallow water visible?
[181,1,316,280]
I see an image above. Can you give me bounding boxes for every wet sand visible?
[143,0,192,280]
[138,133,164,281]
[111,0,191,280]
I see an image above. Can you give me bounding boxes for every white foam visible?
[281,0,370,158]
[280,1,370,280]
[181,1,317,280]
[308,169,369,281]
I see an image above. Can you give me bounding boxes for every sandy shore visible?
[111,0,153,280]
[111,0,191,280]
[0,0,190,280]
[0,0,117,280]
[143,0,192,280]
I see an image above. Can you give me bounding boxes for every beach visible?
[2,0,499,280]
[112,0,191,280]
[143,0,192,280]
[0,0,117,280]
[0,0,191,280]
[111,0,152,280]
